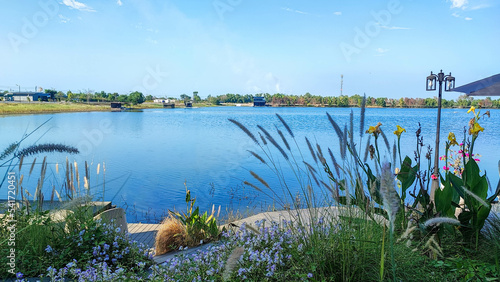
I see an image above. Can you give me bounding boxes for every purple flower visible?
[16,272,23,279]
[45,245,53,253]
[308,273,313,278]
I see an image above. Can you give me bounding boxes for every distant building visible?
[4,92,54,102]
[253,96,266,107]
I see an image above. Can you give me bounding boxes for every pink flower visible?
[443,166,450,171]
[458,150,463,154]
[431,174,438,180]
[474,158,480,162]
[465,153,470,157]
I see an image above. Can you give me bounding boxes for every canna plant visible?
[168,184,221,246]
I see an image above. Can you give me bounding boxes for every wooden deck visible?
[128,223,161,249]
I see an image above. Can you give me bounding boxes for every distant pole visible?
[340,74,343,96]
[16,84,20,92]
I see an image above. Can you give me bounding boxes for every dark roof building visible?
[4,92,54,102]
[253,96,266,107]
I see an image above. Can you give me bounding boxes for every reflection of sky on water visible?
[1,107,499,222]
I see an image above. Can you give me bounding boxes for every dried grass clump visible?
[154,216,187,255]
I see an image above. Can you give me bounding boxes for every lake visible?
[1,106,499,222]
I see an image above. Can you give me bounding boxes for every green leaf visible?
[397,156,417,200]
[435,175,453,215]
[464,159,481,189]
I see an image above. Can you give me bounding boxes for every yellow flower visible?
[447,132,458,146]
[467,106,475,114]
[366,122,382,135]
[393,125,406,137]
[470,122,484,135]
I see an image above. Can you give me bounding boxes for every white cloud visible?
[378,24,411,30]
[470,4,490,10]
[62,0,95,12]
[281,7,309,15]
[333,11,342,16]
[449,0,468,9]
[58,14,71,23]
[375,48,389,53]
[452,12,460,17]
[465,17,473,20]
[117,0,122,6]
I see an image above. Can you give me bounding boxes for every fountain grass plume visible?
[259,132,267,145]
[423,217,461,228]
[363,135,371,163]
[326,112,343,141]
[258,125,288,160]
[276,113,294,138]
[247,150,266,164]
[222,246,245,281]
[380,161,399,281]
[360,94,366,138]
[379,128,391,155]
[328,148,341,177]
[305,137,317,164]
[275,125,291,151]
[250,170,270,189]
[228,119,259,145]
[316,143,326,165]
[243,181,263,192]
[15,144,79,158]
[303,161,317,174]
[341,125,347,160]
[0,142,19,161]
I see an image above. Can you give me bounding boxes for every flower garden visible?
[1,102,499,281]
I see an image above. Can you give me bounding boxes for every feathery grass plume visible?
[29,158,37,176]
[349,109,354,143]
[303,161,318,174]
[55,163,59,174]
[320,180,334,194]
[275,125,290,151]
[222,246,245,281]
[393,140,397,167]
[228,119,259,145]
[341,125,347,160]
[360,94,366,138]
[15,143,79,158]
[244,181,263,192]
[328,148,341,177]
[326,112,343,141]
[0,142,18,160]
[397,221,416,242]
[379,128,391,154]
[380,162,400,232]
[18,154,24,171]
[248,150,266,164]
[363,135,372,163]
[250,171,270,189]
[259,132,267,145]
[305,137,318,164]
[423,217,461,228]
[276,113,294,137]
[307,165,321,187]
[258,125,288,160]
[316,143,326,165]
[462,187,490,207]
[155,216,187,256]
[424,234,444,258]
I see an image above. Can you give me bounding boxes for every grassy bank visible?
[0,102,111,115]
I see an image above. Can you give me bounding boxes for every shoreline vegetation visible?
[1,99,499,115]
[2,90,500,115]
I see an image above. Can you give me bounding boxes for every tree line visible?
[2,89,499,108]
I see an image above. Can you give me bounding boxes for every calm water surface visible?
[1,107,499,222]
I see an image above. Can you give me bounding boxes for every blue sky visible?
[1,0,498,99]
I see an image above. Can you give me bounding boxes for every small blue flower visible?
[308,273,313,278]
[79,229,86,236]
[16,272,23,279]
[45,245,53,253]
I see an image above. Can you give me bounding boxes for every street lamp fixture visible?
[15,84,20,92]
[426,70,455,202]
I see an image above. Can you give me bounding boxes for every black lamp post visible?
[426,70,455,202]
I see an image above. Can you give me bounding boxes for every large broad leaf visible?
[475,205,491,231]
[435,174,453,216]
[464,159,482,189]
[397,156,417,201]
[449,173,465,199]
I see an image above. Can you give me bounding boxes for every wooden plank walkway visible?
[128,223,161,249]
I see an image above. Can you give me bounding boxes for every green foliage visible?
[128,91,145,105]
[433,258,499,281]
[168,186,220,246]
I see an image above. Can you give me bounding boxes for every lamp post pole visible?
[426,70,455,203]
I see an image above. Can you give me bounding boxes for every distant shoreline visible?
[0,101,485,116]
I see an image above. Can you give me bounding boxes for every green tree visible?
[180,94,191,101]
[128,91,145,105]
[375,97,386,107]
[145,95,153,102]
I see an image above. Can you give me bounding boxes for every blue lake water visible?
[1,107,499,222]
